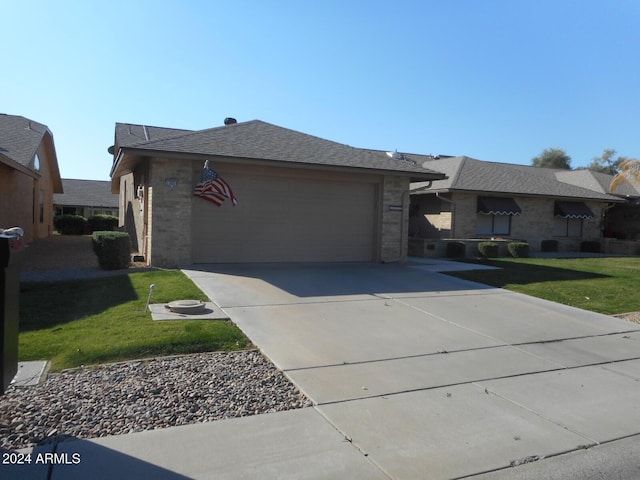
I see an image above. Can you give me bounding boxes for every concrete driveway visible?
[183,261,640,479]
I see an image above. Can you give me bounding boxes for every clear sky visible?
[2,0,639,181]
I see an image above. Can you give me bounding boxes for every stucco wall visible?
[33,143,55,240]
[0,141,57,243]
[0,166,34,242]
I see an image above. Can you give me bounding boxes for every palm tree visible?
[610,159,640,192]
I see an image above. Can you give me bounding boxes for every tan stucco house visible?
[409,156,639,256]
[109,119,446,267]
[0,114,63,243]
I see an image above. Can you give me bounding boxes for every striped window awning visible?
[554,201,594,219]
[477,196,522,215]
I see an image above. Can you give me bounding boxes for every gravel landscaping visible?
[0,350,310,451]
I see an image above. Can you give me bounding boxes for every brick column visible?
[148,158,194,267]
[380,175,409,262]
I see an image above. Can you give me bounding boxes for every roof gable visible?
[113,120,446,180]
[556,169,640,198]
[0,114,48,170]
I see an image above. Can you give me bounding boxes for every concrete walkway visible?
[6,260,640,479]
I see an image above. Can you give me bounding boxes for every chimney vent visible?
[224,117,237,125]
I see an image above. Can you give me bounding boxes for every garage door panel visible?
[192,173,376,263]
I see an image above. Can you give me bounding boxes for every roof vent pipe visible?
[224,117,237,125]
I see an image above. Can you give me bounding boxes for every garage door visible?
[191,171,377,263]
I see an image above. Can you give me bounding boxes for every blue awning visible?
[477,197,522,215]
[554,201,594,219]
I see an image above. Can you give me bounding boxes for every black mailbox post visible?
[0,237,19,394]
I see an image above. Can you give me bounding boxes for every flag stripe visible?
[194,163,237,206]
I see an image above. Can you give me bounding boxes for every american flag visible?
[194,161,237,206]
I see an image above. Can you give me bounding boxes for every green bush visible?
[478,242,499,258]
[508,242,530,258]
[92,231,131,270]
[87,215,119,233]
[446,241,466,259]
[54,215,88,235]
[541,239,559,252]
[580,240,601,253]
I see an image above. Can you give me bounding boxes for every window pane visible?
[567,218,582,236]
[493,215,511,235]
[553,217,567,236]
[476,214,493,235]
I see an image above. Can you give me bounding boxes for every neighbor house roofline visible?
[412,156,628,203]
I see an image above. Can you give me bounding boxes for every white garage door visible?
[191,170,377,263]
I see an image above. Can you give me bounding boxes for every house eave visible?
[0,153,41,179]
[111,147,447,185]
[410,186,627,203]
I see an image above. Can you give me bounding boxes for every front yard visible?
[19,270,251,371]
[446,256,640,315]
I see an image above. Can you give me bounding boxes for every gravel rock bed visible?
[615,311,640,324]
[0,351,310,451]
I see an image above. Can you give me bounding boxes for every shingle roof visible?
[54,179,118,207]
[413,156,627,202]
[0,114,49,169]
[113,120,446,180]
[115,123,192,149]
[556,169,640,197]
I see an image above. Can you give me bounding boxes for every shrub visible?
[541,239,558,252]
[92,231,131,270]
[446,241,466,259]
[54,215,88,235]
[87,215,119,233]
[478,242,499,258]
[508,242,530,258]
[580,240,601,253]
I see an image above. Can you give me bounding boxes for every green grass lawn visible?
[447,257,640,315]
[19,270,251,371]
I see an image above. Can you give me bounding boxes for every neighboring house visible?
[409,156,638,255]
[54,179,118,218]
[109,119,446,267]
[0,114,63,243]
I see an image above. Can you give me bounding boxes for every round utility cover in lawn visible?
[166,300,206,314]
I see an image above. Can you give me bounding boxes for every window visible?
[476,197,521,236]
[477,213,512,235]
[553,217,583,237]
[553,201,593,237]
[39,189,44,223]
[34,153,41,171]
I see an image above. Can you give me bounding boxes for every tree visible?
[586,148,627,175]
[531,148,571,169]
[610,159,640,192]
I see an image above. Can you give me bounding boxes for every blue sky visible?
[2,0,639,180]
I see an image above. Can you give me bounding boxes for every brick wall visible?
[448,193,606,252]
[410,192,606,255]
[380,175,409,262]
[148,158,194,267]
